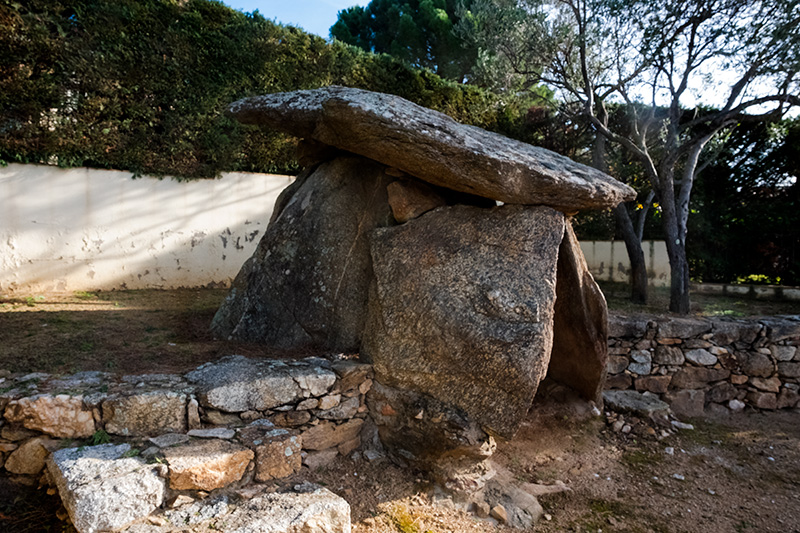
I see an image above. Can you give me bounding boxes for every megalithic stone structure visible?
[213,86,634,478]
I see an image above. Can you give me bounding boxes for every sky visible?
[222,0,368,38]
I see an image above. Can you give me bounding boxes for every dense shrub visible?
[0,0,509,178]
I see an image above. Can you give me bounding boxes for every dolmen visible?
[212,86,635,495]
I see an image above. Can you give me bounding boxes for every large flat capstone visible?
[362,204,565,438]
[228,86,635,212]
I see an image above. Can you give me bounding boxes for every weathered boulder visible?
[211,156,395,351]
[4,436,57,475]
[238,427,302,482]
[163,439,254,491]
[102,391,187,437]
[300,419,364,451]
[229,86,635,212]
[4,394,95,438]
[186,356,336,412]
[548,221,608,403]
[362,204,565,438]
[47,444,166,533]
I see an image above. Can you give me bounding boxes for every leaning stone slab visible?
[211,157,395,352]
[223,484,351,533]
[4,394,95,438]
[549,222,608,403]
[229,86,635,212]
[103,391,187,437]
[362,204,565,438]
[186,356,335,412]
[47,443,166,533]
[163,439,254,491]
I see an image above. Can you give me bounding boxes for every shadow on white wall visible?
[0,164,293,294]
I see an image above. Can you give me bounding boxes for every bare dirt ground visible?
[1,288,799,532]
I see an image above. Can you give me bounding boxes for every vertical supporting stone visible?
[549,222,609,404]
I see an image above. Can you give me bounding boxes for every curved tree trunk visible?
[659,184,691,314]
[613,203,648,304]
[592,114,648,304]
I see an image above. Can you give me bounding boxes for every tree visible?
[689,119,800,285]
[330,0,477,80]
[462,0,800,313]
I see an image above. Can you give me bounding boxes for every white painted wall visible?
[0,164,293,294]
[580,240,670,287]
[1,164,671,294]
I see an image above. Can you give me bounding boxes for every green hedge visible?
[0,0,514,179]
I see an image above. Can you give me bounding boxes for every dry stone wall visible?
[605,315,800,417]
[0,356,369,532]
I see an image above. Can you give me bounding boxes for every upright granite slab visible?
[548,222,609,403]
[211,157,394,351]
[362,204,565,438]
[229,86,635,212]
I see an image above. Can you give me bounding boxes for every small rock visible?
[473,501,490,518]
[168,494,195,508]
[5,437,56,475]
[317,394,341,411]
[203,409,242,426]
[490,504,508,523]
[303,448,339,470]
[671,421,694,430]
[188,428,236,439]
[672,474,685,481]
[149,433,190,448]
[684,349,717,366]
[187,398,202,429]
[300,419,364,450]
[728,399,746,412]
[4,395,95,438]
[297,399,319,410]
[238,427,302,482]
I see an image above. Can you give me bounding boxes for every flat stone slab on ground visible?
[602,390,670,419]
[228,86,635,212]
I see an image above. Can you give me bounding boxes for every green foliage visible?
[688,119,799,286]
[331,0,477,81]
[91,429,111,445]
[0,0,514,179]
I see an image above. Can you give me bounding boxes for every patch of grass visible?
[621,449,663,470]
[679,420,732,447]
[74,291,98,300]
[91,430,111,446]
[386,504,426,533]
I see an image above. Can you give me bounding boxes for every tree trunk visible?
[592,113,647,304]
[659,184,691,314]
[613,203,648,304]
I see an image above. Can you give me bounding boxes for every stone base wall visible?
[0,355,374,484]
[606,315,800,417]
